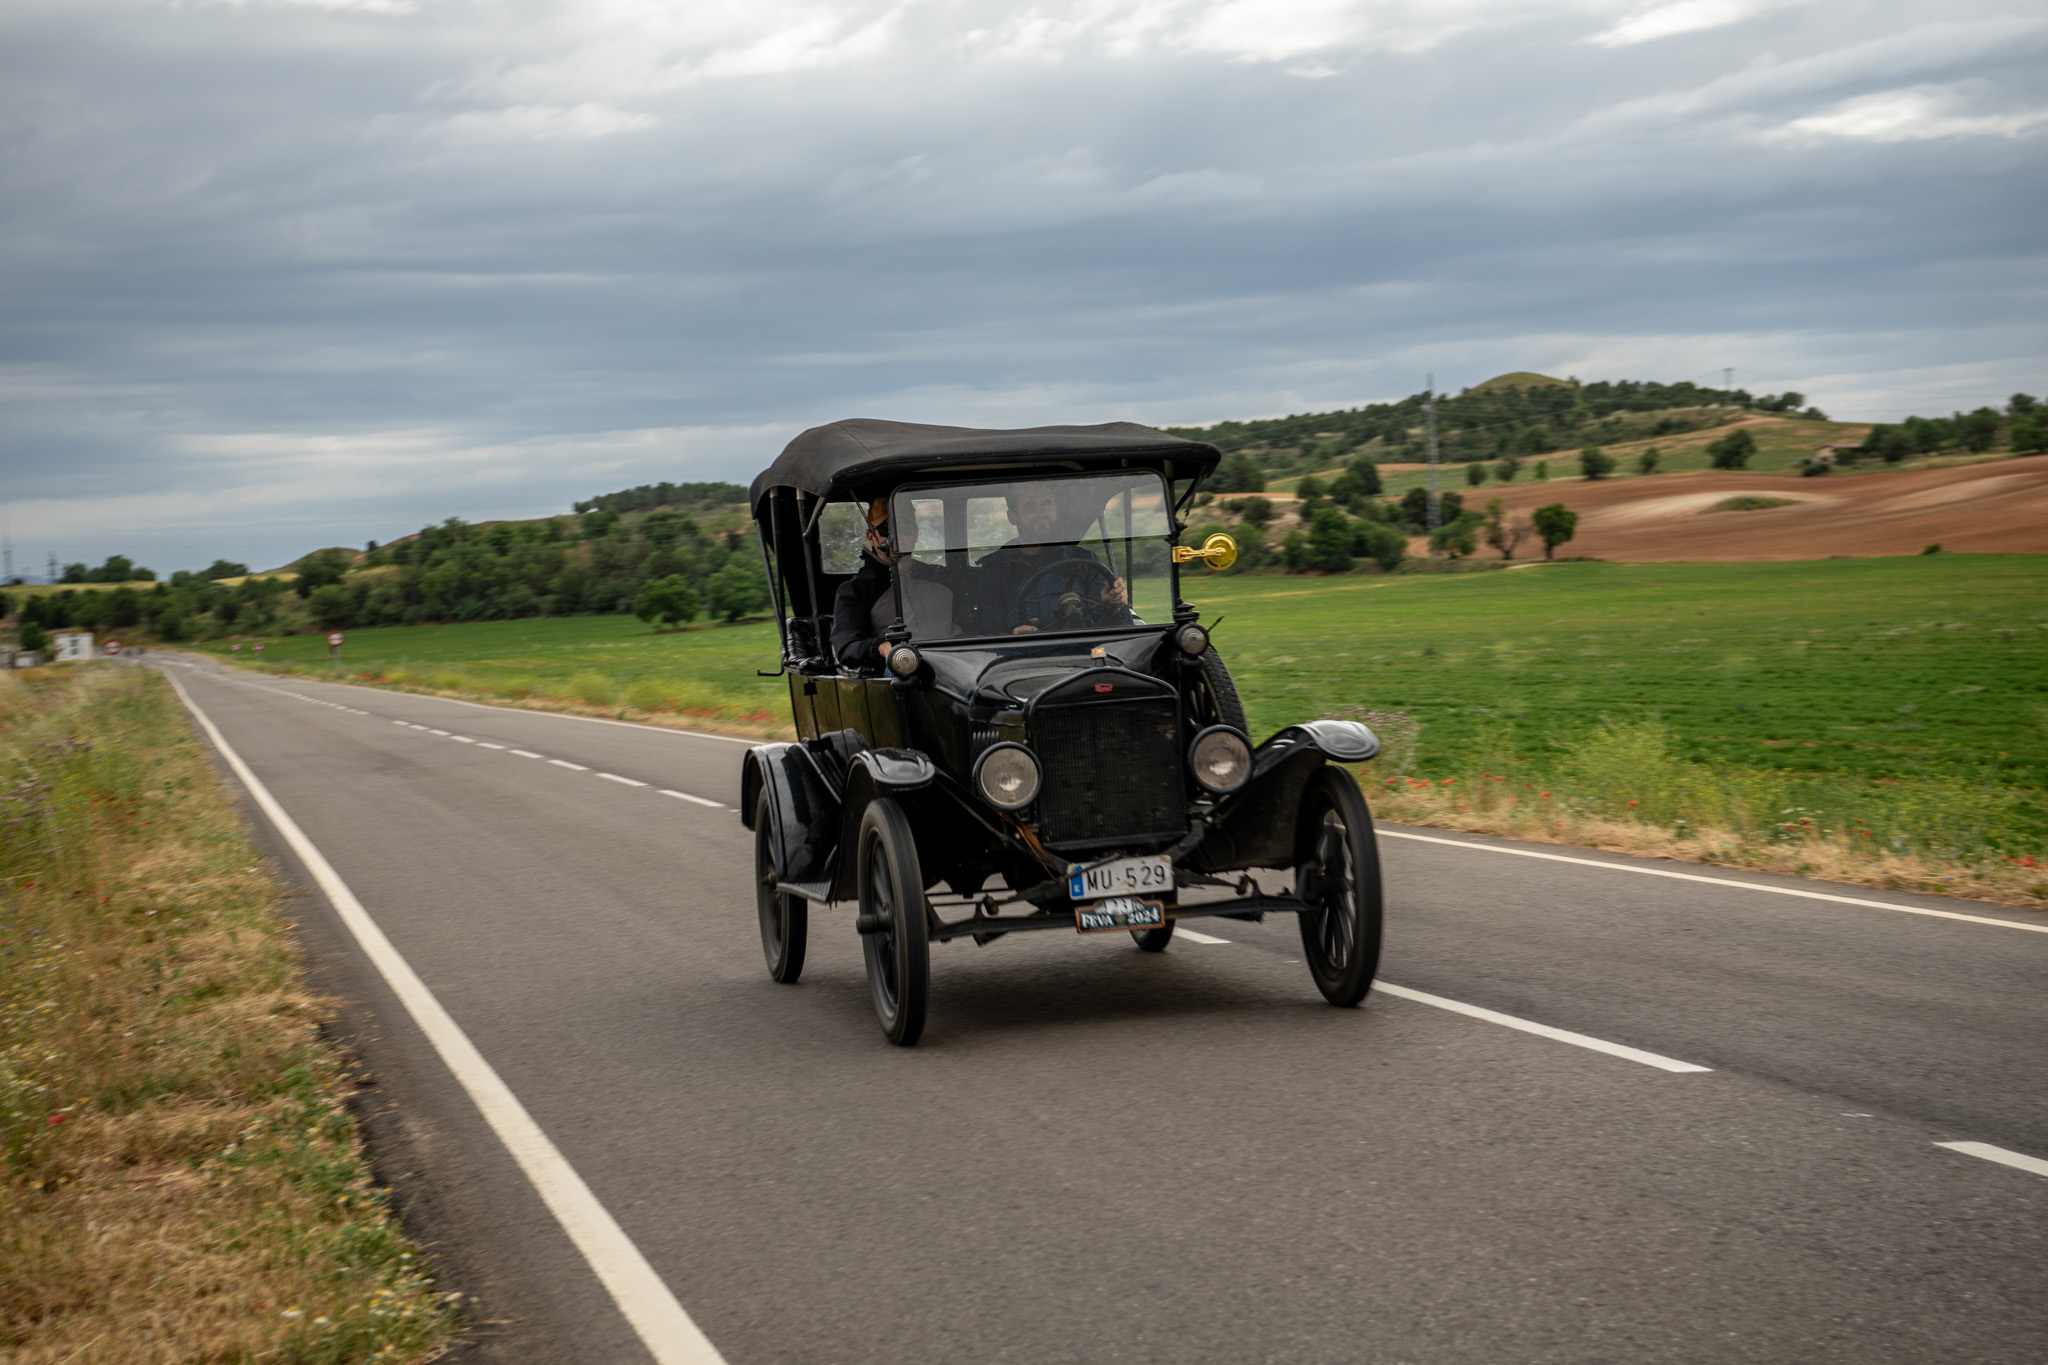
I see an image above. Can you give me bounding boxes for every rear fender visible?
[742,743,842,895]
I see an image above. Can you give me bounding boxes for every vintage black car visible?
[741,419,1384,1045]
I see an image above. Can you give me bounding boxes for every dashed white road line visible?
[161,668,728,1365]
[1378,829,2047,935]
[428,729,451,736]
[1936,1141,2048,1180]
[510,750,542,759]
[1374,981,1712,1073]
[1175,927,1231,944]
[477,743,506,750]
[659,790,723,808]
[550,759,590,771]
[451,736,476,743]
[598,773,648,787]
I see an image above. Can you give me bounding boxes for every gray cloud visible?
[0,0,2042,571]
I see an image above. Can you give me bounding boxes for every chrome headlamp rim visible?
[886,643,922,678]
[972,741,1042,811]
[1187,724,1253,794]
[1174,623,1209,656]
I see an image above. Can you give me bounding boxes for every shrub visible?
[1636,446,1661,474]
[1464,461,1487,487]
[1306,506,1354,573]
[1578,446,1616,480]
[1209,453,1267,493]
[1534,460,1550,480]
[633,575,701,628]
[1428,512,1480,559]
[1346,457,1383,496]
[1494,455,1520,483]
[2010,417,2047,453]
[17,619,47,653]
[1349,520,1407,572]
[706,561,769,622]
[1228,496,1275,527]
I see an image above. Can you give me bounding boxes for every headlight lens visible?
[887,644,922,677]
[1174,623,1209,656]
[974,743,1041,810]
[1188,726,1252,793]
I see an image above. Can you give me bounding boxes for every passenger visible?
[974,481,1129,634]
[830,499,958,669]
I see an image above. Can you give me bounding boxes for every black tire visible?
[1294,767,1383,1007]
[754,793,806,984]
[1196,647,1248,732]
[1131,922,1177,952]
[858,798,930,1046]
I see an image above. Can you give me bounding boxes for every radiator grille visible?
[1032,696,1184,849]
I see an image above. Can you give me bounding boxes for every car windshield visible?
[889,471,1174,641]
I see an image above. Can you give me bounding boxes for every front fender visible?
[1189,720,1378,872]
[741,743,842,894]
[827,749,938,901]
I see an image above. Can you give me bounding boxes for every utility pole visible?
[47,552,57,584]
[1425,373,1441,538]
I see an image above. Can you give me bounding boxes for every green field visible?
[211,554,2048,861]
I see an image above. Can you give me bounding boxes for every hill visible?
[1469,371,1570,392]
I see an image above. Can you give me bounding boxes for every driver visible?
[973,481,1130,634]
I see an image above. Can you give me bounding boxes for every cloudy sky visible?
[2,0,2043,573]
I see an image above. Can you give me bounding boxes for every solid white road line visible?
[598,773,648,787]
[550,759,590,771]
[1175,927,1232,944]
[161,668,726,1365]
[658,790,722,808]
[510,749,542,759]
[1377,829,2048,935]
[1936,1141,2048,1180]
[1374,981,1712,1073]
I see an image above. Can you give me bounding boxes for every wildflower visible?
[1539,791,1550,798]
[46,1114,66,1126]
[282,1308,303,1319]
[1626,800,1638,807]
[1440,778,1455,786]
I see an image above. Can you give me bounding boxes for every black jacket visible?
[830,556,894,669]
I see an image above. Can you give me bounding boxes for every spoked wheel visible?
[858,799,930,1046]
[754,793,806,983]
[1131,922,1177,952]
[1294,768,1384,1007]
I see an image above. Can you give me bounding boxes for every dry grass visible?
[1360,769,2048,912]
[0,664,457,1362]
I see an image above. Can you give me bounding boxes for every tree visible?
[59,563,89,584]
[91,555,137,583]
[2011,417,2047,453]
[2011,393,2039,416]
[705,561,768,622]
[1229,496,1275,528]
[1429,512,1480,559]
[1346,457,1383,496]
[1956,407,2001,452]
[201,559,249,580]
[1209,453,1267,493]
[1306,506,1354,573]
[1294,475,1326,513]
[18,619,48,653]
[1494,456,1520,483]
[294,549,349,598]
[1280,529,1311,572]
[1464,461,1487,487]
[1636,446,1661,474]
[1534,460,1550,481]
[1532,503,1578,559]
[1349,519,1406,572]
[1481,498,1529,559]
[634,574,702,627]
[1707,428,1756,469]
[1579,446,1616,480]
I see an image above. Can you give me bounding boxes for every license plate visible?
[1069,854,1173,901]
[1075,897,1167,933]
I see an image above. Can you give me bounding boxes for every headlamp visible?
[1174,623,1209,656]
[1188,726,1252,794]
[887,644,922,678]
[973,743,1041,810]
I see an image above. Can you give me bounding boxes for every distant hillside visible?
[1162,374,1822,480]
[572,481,749,516]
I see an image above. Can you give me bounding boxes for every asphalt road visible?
[155,657,2048,1364]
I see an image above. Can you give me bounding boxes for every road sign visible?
[53,632,94,663]
[327,631,345,647]
[102,639,122,656]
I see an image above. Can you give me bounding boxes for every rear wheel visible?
[1131,922,1176,952]
[754,793,806,984]
[858,799,930,1046]
[1294,768,1383,1007]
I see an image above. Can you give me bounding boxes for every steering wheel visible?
[1012,557,1125,630]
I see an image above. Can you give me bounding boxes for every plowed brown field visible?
[1433,456,2048,561]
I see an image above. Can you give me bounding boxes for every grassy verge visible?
[203,556,2048,907]
[0,664,457,1362]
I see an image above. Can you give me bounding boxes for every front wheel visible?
[754,794,806,984]
[858,799,930,1046]
[1294,768,1383,1007]
[1131,922,1176,952]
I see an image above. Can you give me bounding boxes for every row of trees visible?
[1860,395,2044,462]
[1168,377,1821,473]
[571,481,749,515]
[11,575,295,645]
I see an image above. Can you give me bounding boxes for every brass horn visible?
[1171,532,1238,571]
